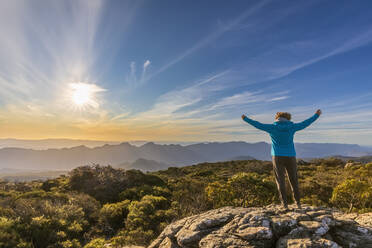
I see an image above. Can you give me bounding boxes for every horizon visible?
[0,137,371,150]
[1,0,372,144]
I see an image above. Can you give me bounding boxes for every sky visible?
[1,0,372,145]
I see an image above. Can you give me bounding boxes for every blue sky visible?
[1,0,372,144]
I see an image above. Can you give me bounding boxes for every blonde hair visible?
[275,112,291,121]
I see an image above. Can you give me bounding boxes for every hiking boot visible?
[281,204,289,210]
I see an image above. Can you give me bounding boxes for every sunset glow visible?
[0,1,372,144]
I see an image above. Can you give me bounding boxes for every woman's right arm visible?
[242,115,273,132]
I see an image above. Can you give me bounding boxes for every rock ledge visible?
[149,204,371,248]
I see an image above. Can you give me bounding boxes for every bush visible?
[119,185,171,201]
[99,200,130,233]
[111,195,174,246]
[309,158,344,167]
[331,179,372,212]
[0,217,31,248]
[83,238,106,248]
[1,160,371,247]
[206,172,277,208]
[300,179,333,206]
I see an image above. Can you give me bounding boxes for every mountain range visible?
[0,138,121,149]
[0,141,371,171]
[0,138,196,149]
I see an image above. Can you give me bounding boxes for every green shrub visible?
[111,195,174,246]
[83,238,106,248]
[331,179,372,212]
[206,172,277,208]
[0,217,31,248]
[99,200,130,233]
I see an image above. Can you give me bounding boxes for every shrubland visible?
[0,158,370,247]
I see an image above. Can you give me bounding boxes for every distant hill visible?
[0,167,24,174]
[0,138,121,149]
[0,138,195,149]
[0,142,202,170]
[228,155,256,161]
[0,170,67,182]
[294,143,370,158]
[332,155,372,163]
[186,142,270,161]
[0,141,370,171]
[118,158,170,172]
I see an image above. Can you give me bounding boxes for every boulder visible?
[149,204,372,248]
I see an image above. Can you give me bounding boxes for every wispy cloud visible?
[147,0,271,80]
[143,60,151,69]
[211,90,289,110]
[141,60,151,81]
[125,59,152,89]
[239,25,372,85]
[126,61,137,87]
[268,96,289,102]
[132,71,230,120]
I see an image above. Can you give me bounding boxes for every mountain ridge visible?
[0,141,370,171]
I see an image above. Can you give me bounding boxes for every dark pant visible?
[272,156,300,207]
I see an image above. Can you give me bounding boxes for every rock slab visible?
[148,204,372,248]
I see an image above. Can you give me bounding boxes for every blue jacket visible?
[243,114,320,157]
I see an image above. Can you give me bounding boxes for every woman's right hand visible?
[241,114,247,120]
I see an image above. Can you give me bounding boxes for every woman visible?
[241,109,322,209]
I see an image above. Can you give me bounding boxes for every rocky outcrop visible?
[149,204,372,248]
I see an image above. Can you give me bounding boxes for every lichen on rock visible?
[148,204,372,248]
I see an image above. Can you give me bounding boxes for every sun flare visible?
[72,84,92,106]
[69,82,105,109]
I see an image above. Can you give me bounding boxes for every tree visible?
[331,179,372,212]
[68,165,165,203]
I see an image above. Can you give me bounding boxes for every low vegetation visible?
[0,158,371,247]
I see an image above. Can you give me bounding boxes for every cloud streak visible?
[133,71,230,120]
[147,0,271,80]
[211,91,289,110]
[125,59,152,89]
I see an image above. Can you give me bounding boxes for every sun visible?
[69,82,105,109]
[72,84,92,106]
